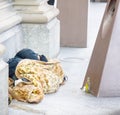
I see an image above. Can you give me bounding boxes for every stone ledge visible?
[0,0,22,33]
[13,0,59,23]
[0,59,8,115]
[14,0,47,5]
[21,8,59,23]
[0,44,5,57]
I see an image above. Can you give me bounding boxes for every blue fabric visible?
[15,48,38,60]
[8,48,48,80]
[48,0,54,5]
[39,55,48,62]
[8,57,22,80]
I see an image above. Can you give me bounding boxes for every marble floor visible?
[9,2,120,115]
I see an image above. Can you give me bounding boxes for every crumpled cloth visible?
[15,59,64,93]
[9,82,44,103]
[8,78,14,104]
[8,48,48,79]
[10,59,64,103]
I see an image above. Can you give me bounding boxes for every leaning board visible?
[82,0,120,97]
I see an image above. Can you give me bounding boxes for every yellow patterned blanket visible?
[9,59,64,103]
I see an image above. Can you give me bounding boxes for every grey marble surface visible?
[8,2,120,115]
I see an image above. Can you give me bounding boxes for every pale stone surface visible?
[0,25,24,61]
[13,0,59,23]
[0,60,8,115]
[13,0,46,5]
[0,1,23,115]
[0,0,24,61]
[0,47,8,115]
[21,8,59,23]
[14,0,60,58]
[0,44,5,57]
[0,0,5,2]
[22,18,60,58]
[0,0,22,33]
[54,0,57,7]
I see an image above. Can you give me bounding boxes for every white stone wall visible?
[0,25,24,61]
[0,44,8,115]
[22,18,60,58]
[0,0,23,61]
[14,0,60,58]
[0,1,23,115]
[0,60,8,115]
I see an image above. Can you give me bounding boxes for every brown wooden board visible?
[82,0,120,97]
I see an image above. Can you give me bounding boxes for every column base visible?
[22,18,60,58]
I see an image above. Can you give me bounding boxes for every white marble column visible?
[0,0,23,114]
[13,0,60,58]
[0,0,24,61]
[0,44,8,115]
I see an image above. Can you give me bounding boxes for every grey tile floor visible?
[9,2,120,115]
